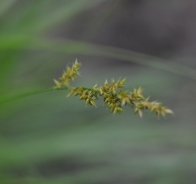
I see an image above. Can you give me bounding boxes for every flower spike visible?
[54,59,81,89]
[54,60,173,118]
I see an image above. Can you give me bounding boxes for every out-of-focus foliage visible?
[0,0,196,184]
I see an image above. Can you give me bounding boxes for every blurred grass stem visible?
[0,87,68,105]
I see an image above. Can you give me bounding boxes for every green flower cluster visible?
[54,60,173,117]
[54,59,81,88]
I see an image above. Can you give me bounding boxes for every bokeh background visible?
[1,0,196,184]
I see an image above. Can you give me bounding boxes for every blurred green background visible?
[0,0,196,183]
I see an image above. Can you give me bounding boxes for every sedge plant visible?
[54,60,173,118]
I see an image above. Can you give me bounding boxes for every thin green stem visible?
[29,38,196,81]
[82,87,99,93]
[1,35,196,80]
[0,87,68,105]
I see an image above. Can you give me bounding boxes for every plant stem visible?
[0,87,68,105]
